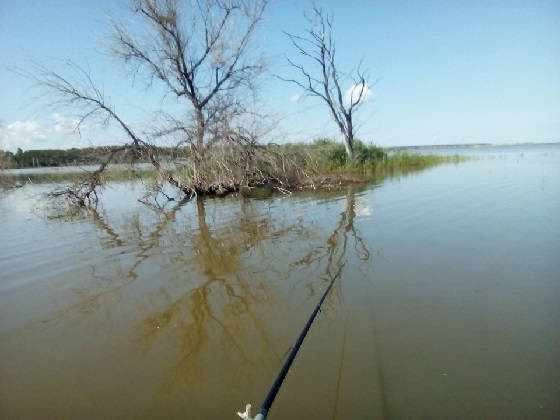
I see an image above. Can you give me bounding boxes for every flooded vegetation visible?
[0,142,466,192]
[1,144,559,418]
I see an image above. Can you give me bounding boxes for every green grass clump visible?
[306,138,387,169]
[384,153,467,171]
[302,138,466,172]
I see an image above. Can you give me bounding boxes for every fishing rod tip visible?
[237,403,254,420]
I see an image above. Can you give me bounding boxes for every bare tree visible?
[110,0,268,186]
[281,5,371,161]
[18,0,268,206]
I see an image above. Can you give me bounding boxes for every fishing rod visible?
[237,263,345,420]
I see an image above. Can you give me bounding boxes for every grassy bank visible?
[241,139,468,185]
[0,167,157,187]
[0,140,468,191]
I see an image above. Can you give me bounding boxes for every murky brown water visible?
[1,145,559,419]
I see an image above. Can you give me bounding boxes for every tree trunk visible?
[342,114,355,162]
[343,133,354,163]
[194,108,206,190]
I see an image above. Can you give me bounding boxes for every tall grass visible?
[0,167,156,187]
[0,139,468,189]
[383,152,466,171]
[273,138,467,174]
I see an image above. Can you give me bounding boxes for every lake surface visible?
[1,144,559,419]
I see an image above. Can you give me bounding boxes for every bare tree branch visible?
[280,5,372,161]
[109,0,267,188]
[17,0,269,206]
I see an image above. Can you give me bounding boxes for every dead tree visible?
[281,5,370,161]
[19,0,268,206]
[111,0,267,188]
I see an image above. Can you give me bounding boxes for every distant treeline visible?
[0,146,190,169]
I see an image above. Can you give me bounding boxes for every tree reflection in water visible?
[40,186,373,398]
[132,187,372,394]
[136,197,287,390]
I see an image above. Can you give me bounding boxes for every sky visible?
[1,0,559,152]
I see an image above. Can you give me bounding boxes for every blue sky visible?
[1,0,559,152]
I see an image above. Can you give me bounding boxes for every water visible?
[1,162,154,175]
[1,145,559,419]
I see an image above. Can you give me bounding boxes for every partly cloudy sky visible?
[288,83,373,107]
[1,0,559,150]
[51,113,80,135]
[0,114,107,152]
[0,120,46,152]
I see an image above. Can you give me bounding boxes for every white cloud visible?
[6,120,43,135]
[0,120,47,152]
[0,114,94,152]
[52,113,80,134]
[344,83,373,107]
[289,94,301,103]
